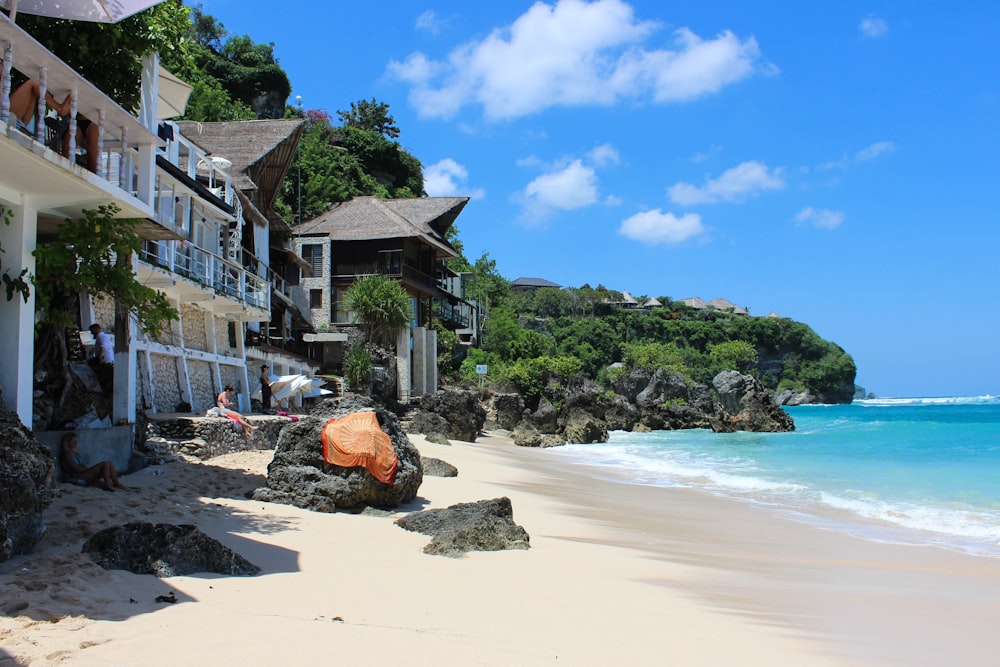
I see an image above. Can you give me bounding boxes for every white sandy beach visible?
[2,431,1000,666]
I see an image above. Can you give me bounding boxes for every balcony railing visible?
[1,19,159,200]
[139,240,269,312]
[434,302,471,328]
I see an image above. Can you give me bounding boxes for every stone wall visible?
[92,297,114,330]
[146,415,290,460]
[215,317,235,356]
[188,359,216,410]
[181,304,208,352]
[150,353,182,412]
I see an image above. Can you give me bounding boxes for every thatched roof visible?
[293,196,467,258]
[707,298,748,315]
[680,297,707,309]
[621,290,639,304]
[644,297,663,308]
[176,119,304,219]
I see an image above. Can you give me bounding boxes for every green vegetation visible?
[343,343,372,394]
[343,274,411,348]
[33,205,177,337]
[441,247,855,401]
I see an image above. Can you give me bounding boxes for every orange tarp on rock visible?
[321,411,398,485]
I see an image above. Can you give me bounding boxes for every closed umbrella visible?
[1,0,165,23]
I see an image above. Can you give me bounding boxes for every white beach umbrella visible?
[156,65,192,119]
[1,0,166,23]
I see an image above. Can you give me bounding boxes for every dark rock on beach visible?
[82,522,260,577]
[395,497,530,557]
[421,457,458,477]
[0,400,58,562]
[408,389,486,442]
[250,395,422,511]
[710,371,795,433]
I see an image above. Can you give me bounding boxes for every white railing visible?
[1,18,158,197]
[139,240,269,312]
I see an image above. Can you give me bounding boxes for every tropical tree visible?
[18,0,193,111]
[337,98,400,139]
[709,340,759,374]
[343,274,411,348]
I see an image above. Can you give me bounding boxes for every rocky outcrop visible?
[485,393,524,431]
[82,522,260,577]
[773,389,819,406]
[421,457,458,477]
[409,390,486,442]
[250,396,422,511]
[395,497,530,557]
[710,371,795,433]
[0,403,58,562]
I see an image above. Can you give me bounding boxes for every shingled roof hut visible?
[176,119,305,235]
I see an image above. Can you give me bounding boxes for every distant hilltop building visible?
[681,297,749,316]
[511,277,562,292]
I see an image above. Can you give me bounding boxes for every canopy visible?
[157,65,192,119]
[253,374,330,404]
[1,0,165,23]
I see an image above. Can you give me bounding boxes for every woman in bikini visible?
[217,385,257,437]
[60,432,123,491]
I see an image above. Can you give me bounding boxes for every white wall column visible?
[396,328,411,404]
[0,202,36,426]
[112,310,138,425]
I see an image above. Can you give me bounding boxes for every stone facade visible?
[188,359,216,410]
[180,303,208,352]
[149,353,182,412]
[294,238,332,328]
[146,415,289,460]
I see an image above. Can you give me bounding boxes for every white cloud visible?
[523,159,599,211]
[604,194,623,206]
[668,160,784,205]
[619,209,705,245]
[424,158,486,199]
[416,10,444,35]
[587,143,620,167]
[795,207,844,229]
[855,140,895,162]
[859,14,888,38]
[387,0,769,120]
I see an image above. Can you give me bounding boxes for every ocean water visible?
[543,396,1000,556]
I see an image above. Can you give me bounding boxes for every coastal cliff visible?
[410,369,793,447]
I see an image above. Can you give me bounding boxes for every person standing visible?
[88,323,114,392]
[260,364,272,414]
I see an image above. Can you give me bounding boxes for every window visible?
[302,243,324,275]
[310,289,323,309]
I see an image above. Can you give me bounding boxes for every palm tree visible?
[343,274,411,347]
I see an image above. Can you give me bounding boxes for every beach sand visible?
[2,431,999,666]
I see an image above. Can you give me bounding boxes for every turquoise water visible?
[545,396,1000,556]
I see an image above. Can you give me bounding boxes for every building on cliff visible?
[0,17,319,437]
[292,195,473,403]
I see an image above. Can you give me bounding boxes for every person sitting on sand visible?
[217,385,257,437]
[60,432,123,491]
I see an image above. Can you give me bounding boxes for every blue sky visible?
[203,0,999,398]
